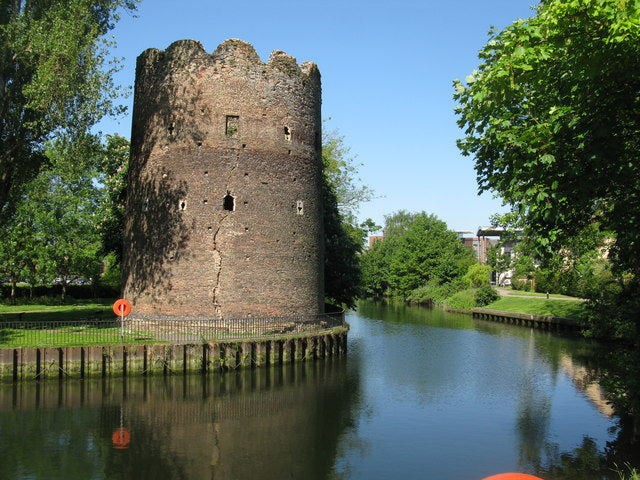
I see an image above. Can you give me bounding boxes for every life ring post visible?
[113,299,132,341]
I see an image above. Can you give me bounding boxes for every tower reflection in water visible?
[0,359,360,480]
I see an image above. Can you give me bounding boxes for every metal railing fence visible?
[0,312,346,348]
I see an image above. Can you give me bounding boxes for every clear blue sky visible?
[99,0,539,233]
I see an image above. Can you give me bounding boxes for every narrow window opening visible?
[288,150,292,155]
[203,199,208,205]
[142,200,149,212]
[168,123,175,136]
[242,143,246,148]
[226,115,239,137]
[244,172,249,177]
[196,141,202,147]
[296,200,304,216]
[204,171,209,175]
[223,192,235,211]
[179,200,186,211]
[284,126,291,141]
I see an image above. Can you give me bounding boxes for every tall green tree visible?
[98,134,130,263]
[0,212,42,302]
[322,125,375,224]
[0,0,137,223]
[22,134,104,301]
[361,211,475,298]
[322,128,378,308]
[454,0,640,278]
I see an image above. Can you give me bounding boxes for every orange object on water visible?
[112,299,132,317]
[483,474,543,480]
[112,427,131,449]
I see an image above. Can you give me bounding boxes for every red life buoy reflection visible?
[483,474,544,480]
[112,427,131,449]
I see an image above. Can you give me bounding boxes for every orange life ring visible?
[113,299,132,317]
[483,474,544,480]
[112,427,131,449]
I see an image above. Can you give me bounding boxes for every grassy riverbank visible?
[484,296,588,319]
[0,299,113,321]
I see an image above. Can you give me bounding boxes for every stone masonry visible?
[122,39,324,319]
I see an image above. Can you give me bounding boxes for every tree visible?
[0,0,137,223]
[0,214,41,302]
[361,211,475,299]
[21,134,104,301]
[322,125,375,223]
[463,263,492,288]
[98,134,130,263]
[322,128,378,308]
[454,0,640,278]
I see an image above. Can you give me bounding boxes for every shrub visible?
[475,284,500,306]
[462,263,492,288]
[443,289,477,311]
[407,277,468,304]
[511,277,532,292]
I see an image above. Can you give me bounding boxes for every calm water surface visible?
[0,301,635,479]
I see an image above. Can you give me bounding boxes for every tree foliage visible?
[98,134,130,263]
[454,0,640,278]
[322,124,375,223]
[0,134,106,301]
[361,211,475,298]
[322,128,377,308]
[0,0,137,222]
[463,263,492,288]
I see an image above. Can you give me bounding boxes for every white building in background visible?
[476,227,521,286]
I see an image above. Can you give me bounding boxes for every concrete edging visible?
[0,330,348,383]
[471,307,583,332]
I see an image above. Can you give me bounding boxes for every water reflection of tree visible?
[522,346,640,479]
[359,300,640,477]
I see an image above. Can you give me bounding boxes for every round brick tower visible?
[122,39,324,319]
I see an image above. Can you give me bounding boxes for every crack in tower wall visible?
[211,214,228,318]
[122,39,325,319]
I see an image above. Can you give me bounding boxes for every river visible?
[0,301,637,479]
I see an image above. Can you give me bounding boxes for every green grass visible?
[0,298,113,313]
[0,299,146,347]
[0,326,161,348]
[485,296,588,319]
[505,289,579,299]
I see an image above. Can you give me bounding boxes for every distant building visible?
[459,236,496,264]
[368,235,384,249]
[476,227,521,286]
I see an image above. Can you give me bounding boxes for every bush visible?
[511,277,532,292]
[475,284,500,306]
[442,289,477,311]
[407,277,468,304]
[462,263,492,288]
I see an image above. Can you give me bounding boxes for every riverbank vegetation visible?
[484,297,587,319]
[454,0,640,440]
[360,210,501,311]
[454,0,640,346]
